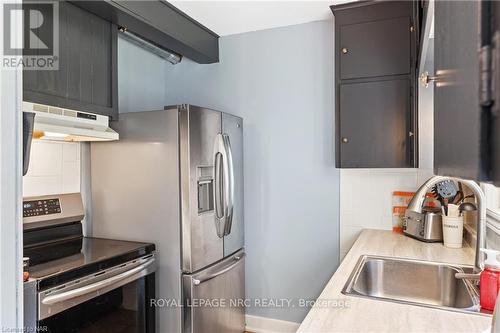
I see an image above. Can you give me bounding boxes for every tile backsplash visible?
[23,141,81,197]
[339,168,434,259]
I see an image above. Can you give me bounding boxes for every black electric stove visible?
[26,227,155,289]
[23,193,157,332]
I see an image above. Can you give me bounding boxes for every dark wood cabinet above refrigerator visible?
[23,0,219,121]
[23,1,118,120]
[331,1,420,168]
[70,0,219,64]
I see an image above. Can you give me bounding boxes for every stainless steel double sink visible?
[342,255,490,315]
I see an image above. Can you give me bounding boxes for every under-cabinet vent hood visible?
[22,102,119,142]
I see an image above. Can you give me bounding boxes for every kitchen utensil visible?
[458,202,477,212]
[435,179,459,198]
[452,190,463,205]
[458,202,477,217]
[432,190,446,211]
[447,204,460,217]
[432,180,459,216]
[451,182,464,204]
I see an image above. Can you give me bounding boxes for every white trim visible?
[0,0,24,329]
[487,208,500,237]
[482,183,500,211]
[481,182,500,236]
[245,314,299,333]
[488,208,500,223]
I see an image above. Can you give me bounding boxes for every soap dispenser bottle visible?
[480,248,500,311]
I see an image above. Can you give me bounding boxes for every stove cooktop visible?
[23,193,155,290]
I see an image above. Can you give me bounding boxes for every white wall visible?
[23,141,81,197]
[163,20,339,323]
[339,168,434,258]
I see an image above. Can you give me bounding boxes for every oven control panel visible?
[23,198,61,217]
[23,193,83,230]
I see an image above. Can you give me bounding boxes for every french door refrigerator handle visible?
[214,134,230,238]
[222,134,235,236]
[214,152,224,219]
[192,252,245,286]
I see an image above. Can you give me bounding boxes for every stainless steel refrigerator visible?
[90,105,245,333]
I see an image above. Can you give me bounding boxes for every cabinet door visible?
[340,16,411,80]
[339,79,411,168]
[493,3,500,186]
[433,0,487,180]
[23,2,118,119]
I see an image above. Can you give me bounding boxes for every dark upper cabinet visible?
[432,0,493,182]
[70,0,219,64]
[340,16,411,79]
[23,1,118,120]
[340,79,410,168]
[432,1,500,186]
[332,1,419,168]
[492,2,500,186]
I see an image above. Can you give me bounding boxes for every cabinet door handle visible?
[420,71,438,88]
[341,47,348,54]
[341,137,349,143]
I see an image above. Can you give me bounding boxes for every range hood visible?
[22,102,119,142]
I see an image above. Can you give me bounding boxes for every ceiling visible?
[170,1,357,36]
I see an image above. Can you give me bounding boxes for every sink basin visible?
[342,255,488,315]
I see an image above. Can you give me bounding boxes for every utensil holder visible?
[442,215,464,248]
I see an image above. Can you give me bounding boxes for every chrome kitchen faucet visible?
[405,176,486,273]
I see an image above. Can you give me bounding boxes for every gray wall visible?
[164,20,340,323]
[117,35,169,113]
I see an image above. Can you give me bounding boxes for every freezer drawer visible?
[182,250,245,333]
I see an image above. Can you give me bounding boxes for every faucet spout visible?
[405,175,486,272]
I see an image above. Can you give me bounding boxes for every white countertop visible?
[297,229,492,333]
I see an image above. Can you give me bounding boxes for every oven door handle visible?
[41,257,155,305]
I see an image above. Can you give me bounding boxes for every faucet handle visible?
[455,272,481,280]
